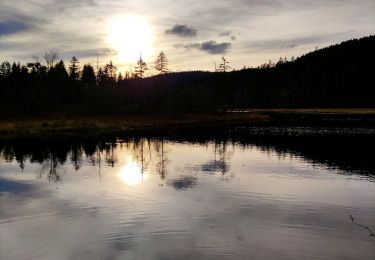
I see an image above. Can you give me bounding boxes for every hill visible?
[0,35,374,116]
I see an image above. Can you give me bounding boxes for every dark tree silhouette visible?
[217,56,230,72]
[50,60,69,107]
[117,72,123,82]
[97,61,117,88]
[69,56,80,80]
[44,50,59,70]
[134,55,148,78]
[105,61,117,80]
[154,51,169,74]
[0,35,374,116]
[81,64,96,89]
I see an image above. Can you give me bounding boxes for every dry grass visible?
[0,113,269,135]
[1,108,374,136]
[252,108,375,114]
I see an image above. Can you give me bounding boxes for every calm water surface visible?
[1,129,375,259]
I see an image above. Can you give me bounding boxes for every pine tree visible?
[134,54,148,78]
[69,56,80,80]
[81,64,96,88]
[97,61,117,87]
[117,72,123,81]
[154,51,169,74]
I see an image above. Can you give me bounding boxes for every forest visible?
[0,35,374,116]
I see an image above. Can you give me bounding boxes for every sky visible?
[0,0,374,73]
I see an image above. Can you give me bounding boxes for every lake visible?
[1,127,375,260]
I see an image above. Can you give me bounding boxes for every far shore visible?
[1,108,375,138]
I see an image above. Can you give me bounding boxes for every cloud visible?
[41,0,98,13]
[201,41,231,54]
[0,12,44,37]
[219,31,237,41]
[61,48,117,59]
[166,24,197,37]
[247,32,354,53]
[0,0,373,70]
[175,40,231,54]
[219,31,231,37]
[0,21,33,36]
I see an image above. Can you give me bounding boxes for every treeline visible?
[0,35,374,116]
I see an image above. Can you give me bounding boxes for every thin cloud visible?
[219,31,232,37]
[176,40,231,54]
[60,48,117,59]
[166,24,197,37]
[201,41,231,54]
[247,32,354,53]
[36,0,98,14]
[219,31,237,41]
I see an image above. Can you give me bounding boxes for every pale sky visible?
[0,0,374,73]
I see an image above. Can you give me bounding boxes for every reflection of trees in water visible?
[132,139,148,176]
[70,146,83,171]
[216,141,230,176]
[128,138,170,180]
[37,153,61,183]
[17,156,25,171]
[48,154,60,182]
[105,142,117,167]
[200,140,232,177]
[1,146,14,162]
[0,137,169,179]
[1,132,374,181]
[154,138,169,179]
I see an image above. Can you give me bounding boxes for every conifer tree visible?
[154,51,169,74]
[69,56,80,80]
[134,54,148,78]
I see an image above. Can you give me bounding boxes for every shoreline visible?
[1,109,375,138]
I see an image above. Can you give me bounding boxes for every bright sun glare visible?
[108,16,153,63]
[119,162,144,186]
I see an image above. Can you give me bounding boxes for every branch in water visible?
[350,215,375,238]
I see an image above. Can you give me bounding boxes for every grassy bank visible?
[1,108,375,137]
[0,113,269,137]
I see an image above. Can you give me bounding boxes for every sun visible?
[108,15,153,63]
[119,162,144,186]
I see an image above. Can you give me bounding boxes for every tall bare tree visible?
[217,56,230,72]
[44,50,58,69]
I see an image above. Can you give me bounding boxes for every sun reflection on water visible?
[119,162,144,186]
